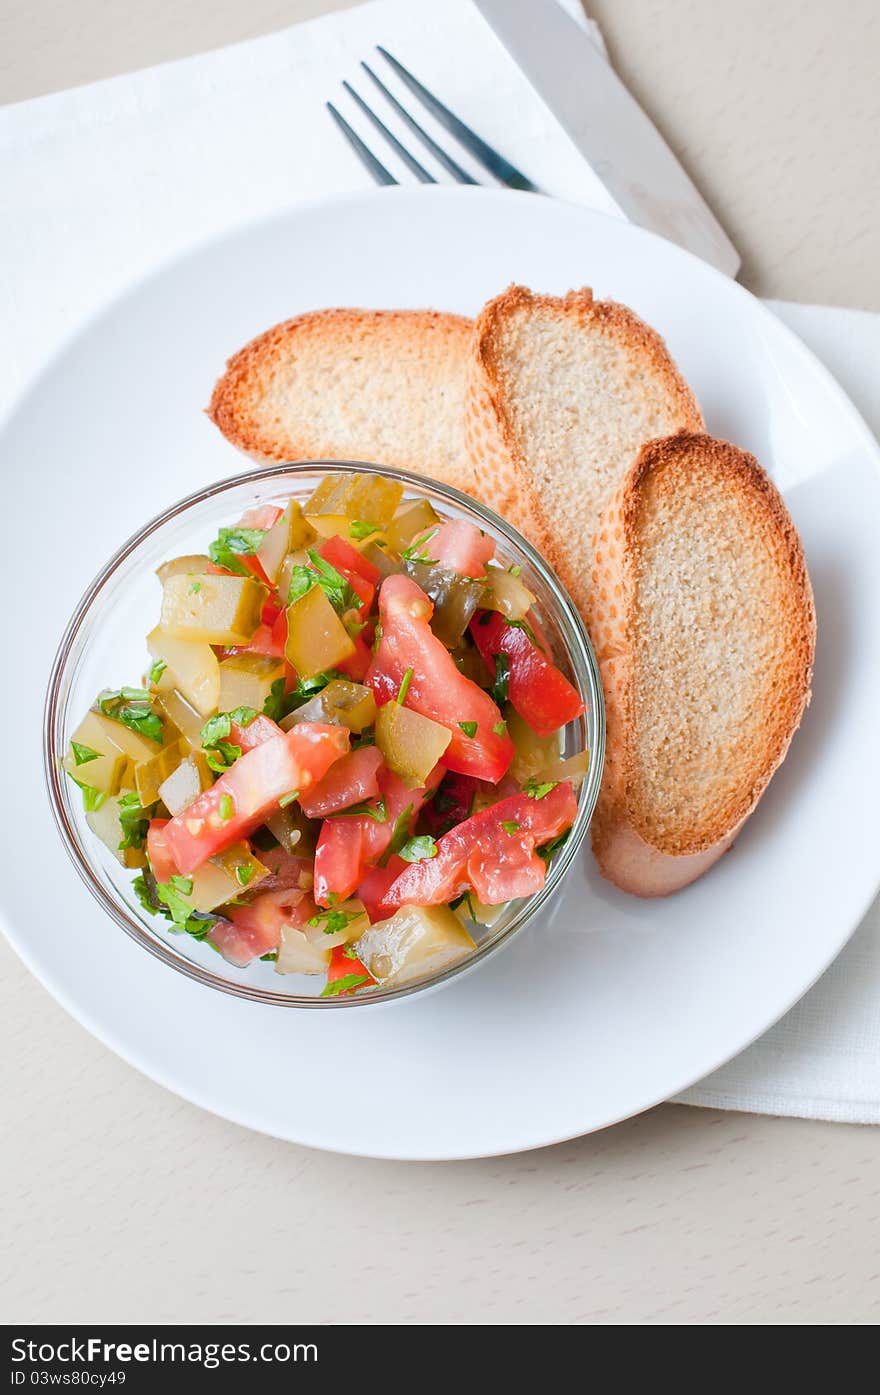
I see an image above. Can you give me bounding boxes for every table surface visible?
[3,0,879,1327]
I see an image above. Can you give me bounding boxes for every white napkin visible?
[1,0,878,1123]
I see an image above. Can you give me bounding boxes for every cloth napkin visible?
[1,0,878,1124]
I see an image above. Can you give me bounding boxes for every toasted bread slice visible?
[588,434,816,896]
[465,285,704,602]
[208,308,474,490]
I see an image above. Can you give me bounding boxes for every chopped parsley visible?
[200,712,245,772]
[218,794,234,822]
[278,790,300,808]
[235,864,254,887]
[508,564,522,578]
[189,581,202,594]
[402,527,440,564]
[458,721,477,738]
[537,831,570,863]
[501,819,520,836]
[262,678,288,723]
[304,549,361,615]
[524,778,558,800]
[490,653,510,706]
[117,791,152,851]
[308,907,365,936]
[336,797,387,823]
[449,890,476,919]
[148,658,167,684]
[259,951,278,962]
[396,667,414,705]
[349,520,381,540]
[492,719,507,738]
[70,778,106,813]
[148,874,214,939]
[97,687,163,745]
[70,741,100,766]
[208,525,266,577]
[381,803,414,864]
[320,974,370,998]
[504,616,539,647]
[397,834,438,863]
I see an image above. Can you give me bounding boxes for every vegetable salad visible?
[64,473,588,996]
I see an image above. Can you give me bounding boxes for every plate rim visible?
[3,184,880,1159]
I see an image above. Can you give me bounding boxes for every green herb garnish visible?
[492,719,507,738]
[501,820,520,835]
[504,616,539,646]
[349,520,381,540]
[189,581,202,594]
[397,834,438,863]
[70,741,100,766]
[320,974,370,998]
[260,951,278,962]
[262,677,287,723]
[490,653,510,706]
[278,790,300,808]
[306,549,361,615]
[97,687,163,745]
[524,778,557,800]
[118,791,152,851]
[537,831,570,863]
[218,794,233,822]
[208,526,266,577]
[148,659,167,684]
[401,527,440,564]
[382,803,415,865]
[458,721,477,738]
[508,564,522,578]
[397,667,414,705]
[336,798,387,823]
[235,864,254,887]
[308,907,364,936]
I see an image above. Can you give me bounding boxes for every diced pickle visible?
[306,514,357,540]
[360,540,401,577]
[160,573,266,646]
[386,499,441,553]
[156,554,212,584]
[147,626,220,716]
[134,738,187,807]
[402,560,484,647]
[452,642,491,689]
[83,706,160,765]
[285,585,355,679]
[375,702,451,787]
[153,688,205,751]
[158,750,214,815]
[63,711,130,795]
[265,804,318,856]
[218,653,285,713]
[283,679,376,734]
[304,473,403,525]
[354,905,475,986]
[482,567,537,621]
[274,926,330,976]
[506,709,563,785]
[532,750,591,788]
[85,795,147,869]
[303,898,369,949]
[184,842,269,913]
[258,501,316,582]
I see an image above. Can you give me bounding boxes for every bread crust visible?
[208,307,473,475]
[464,284,704,558]
[589,433,816,894]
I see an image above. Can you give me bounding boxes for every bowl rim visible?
[44,459,606,1008]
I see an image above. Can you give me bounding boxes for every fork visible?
[327,46,541,194]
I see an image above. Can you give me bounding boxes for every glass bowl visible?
[44,462,605,1008]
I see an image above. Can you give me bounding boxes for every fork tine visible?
[342,82,437,185]
[360,61,478,186]
[326,102,399,186]
[377,46,541,193]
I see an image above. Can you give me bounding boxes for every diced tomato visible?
[146,819,177,884]
[230,713,284,752]
[378,782,578,913]
[313,819,365,905]
[430,519,495,578]
[357,855,406,922]
[238,505,283,531]
[319,534,381,588]
[255,847,314,892]
[210,883,313,966]
[163,724,350,875]
[360,766,442,865]
[261,594,283,627]
[335,630,371,682]
[421,772,493,837]
[470,611,584,738]
[326,944,375,994]
[299,745,384,818]
[366,574,514,782]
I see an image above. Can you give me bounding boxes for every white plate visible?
[2,188,879,1159]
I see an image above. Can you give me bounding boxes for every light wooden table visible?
[2,0,879,1326]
